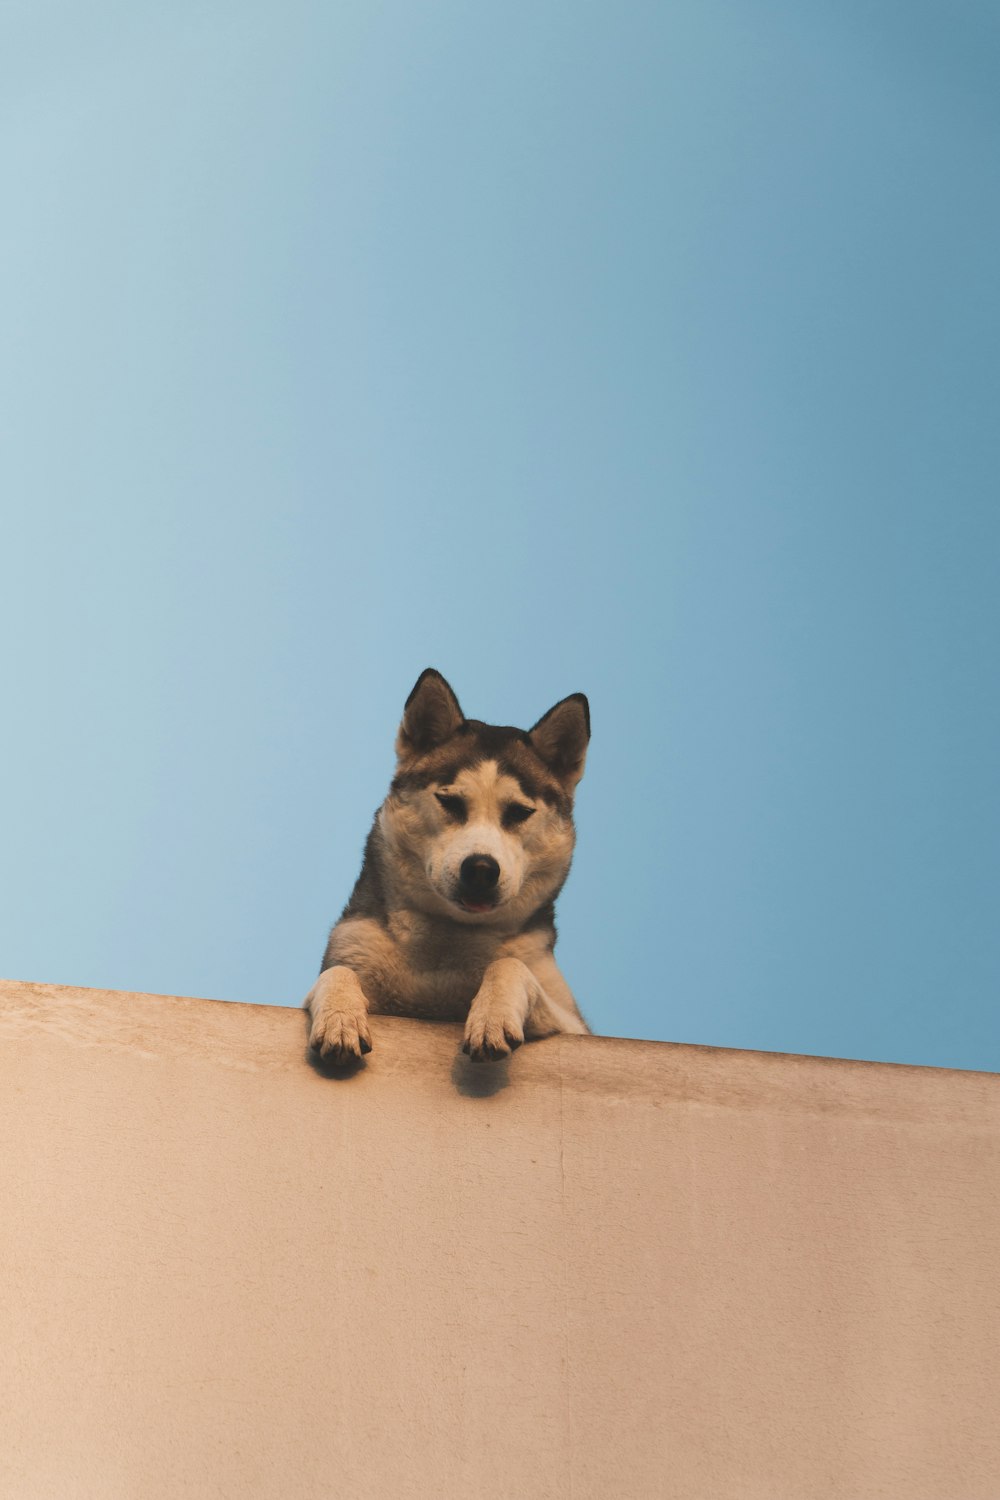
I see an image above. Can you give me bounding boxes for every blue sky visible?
[2,0,998,1070]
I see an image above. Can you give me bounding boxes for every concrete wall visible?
[2,977,999,1499]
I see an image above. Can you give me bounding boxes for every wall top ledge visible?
[3,976,997,1126]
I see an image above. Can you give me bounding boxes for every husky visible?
[305,668,591,1064]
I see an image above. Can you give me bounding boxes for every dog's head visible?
[379,669,589,927]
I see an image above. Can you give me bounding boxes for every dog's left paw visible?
[462,1009,524,1063]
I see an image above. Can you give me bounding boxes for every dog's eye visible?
[503,803,535,829]
[435,793,467,822]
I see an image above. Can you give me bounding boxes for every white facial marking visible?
[379,757,574,925]
[425,761,531,915]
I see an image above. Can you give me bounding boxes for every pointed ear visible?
[396,669,465,759]
[529,693,590,789]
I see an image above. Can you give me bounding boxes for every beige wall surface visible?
[2,978,999,1500]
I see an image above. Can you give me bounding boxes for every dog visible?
[305,668,591,1064]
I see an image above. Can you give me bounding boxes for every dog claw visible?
[462,1023,523,1062]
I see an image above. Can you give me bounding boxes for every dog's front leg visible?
[463,957,541,1062]
[306,966,373,1063]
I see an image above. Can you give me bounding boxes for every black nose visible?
[459,854,501,894]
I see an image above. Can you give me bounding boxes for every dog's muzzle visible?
[456,853,501,912]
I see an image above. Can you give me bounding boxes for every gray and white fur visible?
[305,668,591,1064]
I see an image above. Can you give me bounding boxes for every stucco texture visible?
[2,978,999,1499]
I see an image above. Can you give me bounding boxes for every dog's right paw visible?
[309,1006,372,1063]
[306,968,373,1064]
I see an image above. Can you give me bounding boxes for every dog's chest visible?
[378,964,479,1020]
[374,916,497,1020]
